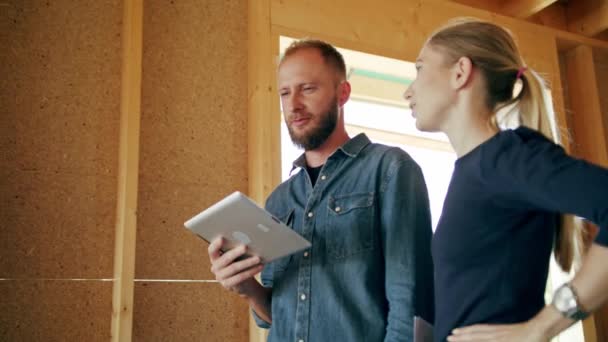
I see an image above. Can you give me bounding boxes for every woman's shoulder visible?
[486,126,562,157]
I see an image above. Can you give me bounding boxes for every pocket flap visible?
[327,192,374,215]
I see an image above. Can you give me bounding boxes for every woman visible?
[403,18,608,341]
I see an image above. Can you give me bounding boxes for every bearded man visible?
[207,39,435,342]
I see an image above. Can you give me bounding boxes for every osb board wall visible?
[0,281,113,342]
[135,0,249,340]
[137,0,248,279]
[1,0,121,279]
[133,283,249,342]
[0,0,121,340]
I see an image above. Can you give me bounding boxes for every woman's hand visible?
[447,321,548,342]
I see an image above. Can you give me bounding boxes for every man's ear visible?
[451,56,474,90]
[338,81,351,107]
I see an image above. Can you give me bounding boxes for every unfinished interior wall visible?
[0,1,122,340]
[2,0,607,341]
[133,0,249,340]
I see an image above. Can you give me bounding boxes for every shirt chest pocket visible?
[325,192,376,260]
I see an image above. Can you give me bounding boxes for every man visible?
[208,39,434,341]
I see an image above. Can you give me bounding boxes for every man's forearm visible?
[246,282,273,324]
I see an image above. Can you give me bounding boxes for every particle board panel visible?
[1,0,122,178]
[135,179,242,279]
[138,0,248,280]
[132,282,249,342]
[0,0,121,279]
[139,0,247,186]
[0,280,112,342]
[0,171,116,278]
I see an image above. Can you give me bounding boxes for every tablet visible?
[414,316,433,342]
[184,191,311,263]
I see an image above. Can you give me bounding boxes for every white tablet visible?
[184,191,311,263]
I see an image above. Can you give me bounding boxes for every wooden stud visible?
[248,0,281,206]
[564,44,608,342]
[111,0,143,341]
[564,45,608,166]
[248,0,278,341]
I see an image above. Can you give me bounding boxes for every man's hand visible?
[208,236,264,297]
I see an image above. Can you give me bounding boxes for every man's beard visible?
[286,98,338,151]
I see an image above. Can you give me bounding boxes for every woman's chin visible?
[415,119,429,132]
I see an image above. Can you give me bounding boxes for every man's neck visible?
[304,128,350,167]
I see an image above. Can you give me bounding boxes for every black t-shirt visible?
[306,164,323,187]
[433,126,608,341]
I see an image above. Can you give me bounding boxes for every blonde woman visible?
[403,18,608,341]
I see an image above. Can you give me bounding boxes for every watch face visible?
[554,285,577,313]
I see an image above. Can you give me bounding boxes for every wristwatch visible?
[551,283,589,321]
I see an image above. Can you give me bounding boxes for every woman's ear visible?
[451,56,473,90]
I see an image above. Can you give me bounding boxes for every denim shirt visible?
[253,134,435,342]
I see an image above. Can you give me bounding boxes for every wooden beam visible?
[248,0,281,206]
[528,2,568,31]
[564,43,608,342]
[346,124,454,153]
[502,0,558,19]
[248,0,278,341]
[111,0,143,341]
[545,37,571,153]
[449,0,502,13]
[452,0,560,21]
[564,45,608,166]
[567,0,608,37]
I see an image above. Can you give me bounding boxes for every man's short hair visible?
[281,39,347,80]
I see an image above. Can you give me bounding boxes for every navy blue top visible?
[432,127,608,341]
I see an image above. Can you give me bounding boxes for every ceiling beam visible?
[567,0,608,37]
[501,0,558,19]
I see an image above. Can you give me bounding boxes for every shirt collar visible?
[289,133,371,174]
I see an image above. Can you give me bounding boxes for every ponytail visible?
[517,69,585,272]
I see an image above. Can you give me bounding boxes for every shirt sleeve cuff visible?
[252,308,271,329]
[594,226,608,246]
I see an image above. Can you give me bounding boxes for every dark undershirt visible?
[306,165,323,187]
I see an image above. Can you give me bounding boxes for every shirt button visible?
[300,294,306,301]
[335,206,341,212]
[303,251,309,258]
[320,175,326,180]
[307,212,314,218]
